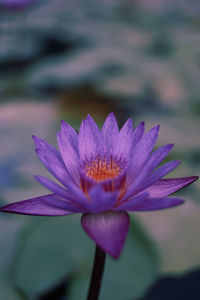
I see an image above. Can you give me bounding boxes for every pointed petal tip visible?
[183,175,198,182]
[127,118,133,123]
[124,118,133,129]
[81,211,130,259]
[167,143,174,149]
[154,197,185,211]
[105,112,117,122]
[60,120,65,128]
[167,160,181,170]
[32,134,37,142]
[145,176,199,198]
[0,206,15,215]
[86,113,93,121]
[0,194,74,216]
[179,175,199,186]
[60,119,69,129]
[0,205,8,213]
[34,174,40,181]
[178,198,184,205]
[34,175,48,184]
[126,197,185,212]
[159,143,174,155]
[138,121,145,128]
[149,124,160,135]
[143,124,160,144]
[154,124,160,133]
[191,175,199,182]
[32,135,41,150]
[165,197,185,209]
[102,112,118,131]
[0,203,31,215]
[175,159,181,166]
[86,114,100,128]
[132,121,145,138]
[32,135,43,149]
[107,112,115,117]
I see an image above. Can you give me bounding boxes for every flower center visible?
[85,157,121,181]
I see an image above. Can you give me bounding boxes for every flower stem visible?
[87,245,106,300]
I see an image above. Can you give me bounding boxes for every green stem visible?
[87,245,106,300]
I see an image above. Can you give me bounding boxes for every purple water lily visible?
[0,113,198,258]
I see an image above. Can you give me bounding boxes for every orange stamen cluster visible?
[85,157,121,181]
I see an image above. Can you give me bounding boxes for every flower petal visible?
[57,121,80,184]
[125,197,184,211]
[32,135,70,187]
[102,112,119,151]
[114,118,133,158]
[81,211,130,259]
[146,143,174,171]
[86,184,118,213]
[32,135,85,201]
[131,121,145,150]
[145,176,199,198]
[0,194,74,216]
[125,160,180,200]
[129,125,160,179]
[34,175,77,201]
[79,114,103,160]
[142,160,181,190]
[115,192,148,211]
[42,193,84,212]
[61,120,79,154]
[127,143,173,187]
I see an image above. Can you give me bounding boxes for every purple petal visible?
[57,121,79,184]
[32,135,70,187]
[102,112,119,151]
[42,193,84,213]
[146,144,174,171]
[113,119,133,158]
[131,121,145,150]
[79,115,103,160]
[32,135,84,201]
[34,175,77,201]
[128,125,160,180]
[0,194,74,216]
[143,160,181,190]
[125,160,180,200]
[61,120,79,154]
[64,183,91,209]
[125,197,184,211]
[115,192,148,211]
[145,176,199,198]
[86,185,118,213]
[81,211,130,258]
[127,144,173,187]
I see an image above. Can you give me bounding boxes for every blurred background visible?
[0,0,200,299]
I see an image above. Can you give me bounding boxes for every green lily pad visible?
[13,215,93,297]
[0,216,27,300]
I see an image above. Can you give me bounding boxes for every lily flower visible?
[0,113,198,258]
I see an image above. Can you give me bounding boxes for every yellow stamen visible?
[85,157,121,181]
